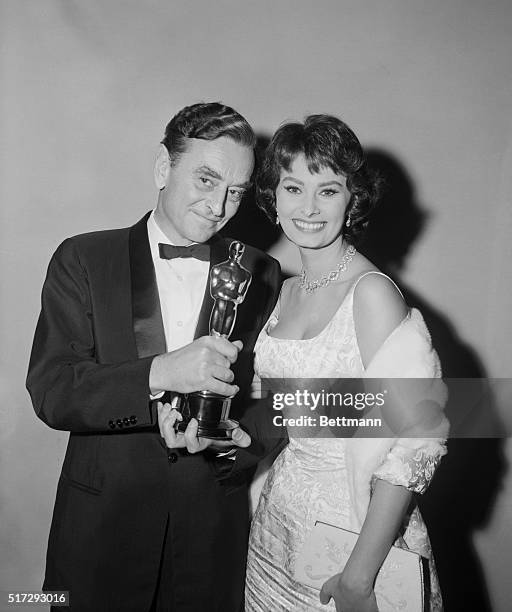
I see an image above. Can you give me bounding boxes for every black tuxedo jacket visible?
[27,213,282,611]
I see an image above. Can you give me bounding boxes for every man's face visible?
[154,136,254,245]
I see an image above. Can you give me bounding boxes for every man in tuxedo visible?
[26,102,282,611]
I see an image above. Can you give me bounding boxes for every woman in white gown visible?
[245,115,449,611]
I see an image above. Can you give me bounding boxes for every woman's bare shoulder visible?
[352,270,408,367]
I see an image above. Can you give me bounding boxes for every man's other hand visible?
[157,403,251,453]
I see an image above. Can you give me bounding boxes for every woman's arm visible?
[320,479,412,610]
[345,480,413,584]
[320,272,410,610]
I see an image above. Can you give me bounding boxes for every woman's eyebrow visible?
[281,177,344,188]
[317,180,345,188]
[281,176,304,185]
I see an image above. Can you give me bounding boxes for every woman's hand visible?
[319,571,378,612]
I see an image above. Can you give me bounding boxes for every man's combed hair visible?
[162,102,256,165]
[256,114,383,244]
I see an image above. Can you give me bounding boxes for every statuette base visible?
[177,390,238,439]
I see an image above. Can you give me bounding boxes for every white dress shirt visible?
[147,211,210,352]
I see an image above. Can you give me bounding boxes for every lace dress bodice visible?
[254,278,363,379]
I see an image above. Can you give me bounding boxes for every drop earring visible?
[345,216,351,227]
[276,213,280,226]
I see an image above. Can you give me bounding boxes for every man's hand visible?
[149,337,242,396]
[157,403,251,453]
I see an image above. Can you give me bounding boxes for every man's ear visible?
[154,144,170,190]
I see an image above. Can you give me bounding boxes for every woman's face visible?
[275,154,351,250]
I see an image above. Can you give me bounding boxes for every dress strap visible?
[272,285,283,320]
[349,270,404,300]
[264,283,283,328]
[273,275,296,320]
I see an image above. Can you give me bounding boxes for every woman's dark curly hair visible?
[256,114,383,244]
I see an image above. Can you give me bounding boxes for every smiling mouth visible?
[292,219,327,232]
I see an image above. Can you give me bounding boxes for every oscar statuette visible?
[177,241,252,438]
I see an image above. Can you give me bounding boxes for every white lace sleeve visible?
[363,309,450,494]
[372,436,448,493]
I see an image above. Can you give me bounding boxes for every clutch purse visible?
[294,520,428,611]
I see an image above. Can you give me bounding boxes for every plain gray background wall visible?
[1,1,511,610]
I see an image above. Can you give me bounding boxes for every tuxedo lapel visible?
[129,213,167,358]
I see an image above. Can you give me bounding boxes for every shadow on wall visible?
[362,149,507,612]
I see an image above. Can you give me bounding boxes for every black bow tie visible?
[158,242,210,262]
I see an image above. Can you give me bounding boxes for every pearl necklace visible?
[299,245,356,293]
